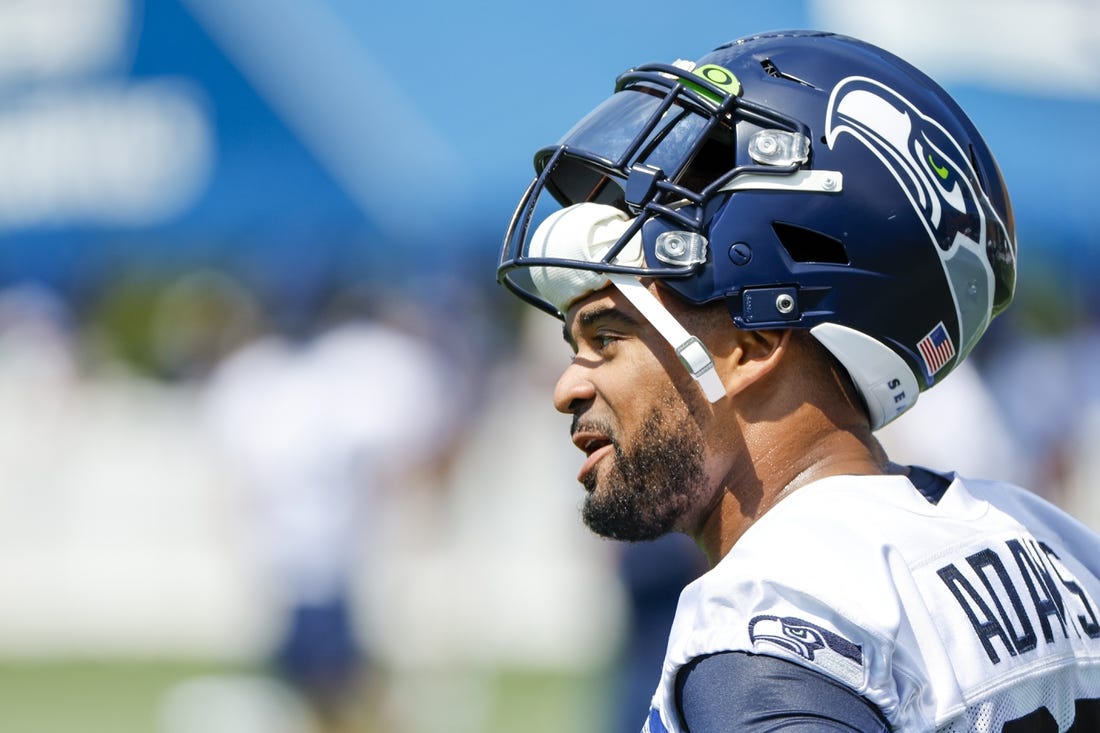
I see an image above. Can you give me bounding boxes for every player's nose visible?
[553,360,595,415]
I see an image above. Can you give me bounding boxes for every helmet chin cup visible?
[527,203,643,313]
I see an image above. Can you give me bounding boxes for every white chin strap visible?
[608,274,726,403]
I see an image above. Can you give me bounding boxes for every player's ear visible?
[712,328,792,397]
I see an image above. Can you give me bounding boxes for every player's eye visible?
[593,331,621,352]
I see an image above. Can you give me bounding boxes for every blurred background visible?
[0,1,1097,731]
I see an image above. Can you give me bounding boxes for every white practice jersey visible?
[644,472,1100,732]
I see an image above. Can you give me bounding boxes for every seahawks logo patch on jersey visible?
[642,706,669,733]
[748,614,864,686]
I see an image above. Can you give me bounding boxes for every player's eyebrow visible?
[562,305,643,351]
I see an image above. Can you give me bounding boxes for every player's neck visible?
[693,413,887,566]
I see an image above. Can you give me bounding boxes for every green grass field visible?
[0,660,223,733]
[0,660,614,733]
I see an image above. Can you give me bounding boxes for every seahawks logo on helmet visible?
[824,76,1011,368]
[749,614,864,686]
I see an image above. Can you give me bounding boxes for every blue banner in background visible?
[0,0,1096,293]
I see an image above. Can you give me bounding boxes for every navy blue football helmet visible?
[498,30,1016,428]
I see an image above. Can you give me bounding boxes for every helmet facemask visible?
[499,60,820,319]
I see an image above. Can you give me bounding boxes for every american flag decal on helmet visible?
[918,322,955,376]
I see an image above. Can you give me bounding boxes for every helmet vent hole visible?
[759,59,818,89]
[773,222,849,264]
[968,143,986,191]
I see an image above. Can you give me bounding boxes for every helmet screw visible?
[775,293,795,314]
[729,242,752,266]
[822,176,837,191]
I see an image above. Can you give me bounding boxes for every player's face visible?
[554,287,712,541]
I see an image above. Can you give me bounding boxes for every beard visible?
[578,404,706,542]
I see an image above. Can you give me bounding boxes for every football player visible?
[498,30,1100,732]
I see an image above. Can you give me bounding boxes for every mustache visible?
[571,414,618,442]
